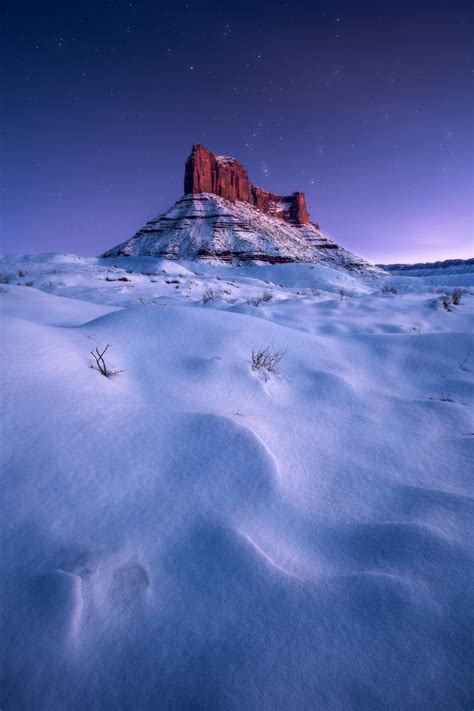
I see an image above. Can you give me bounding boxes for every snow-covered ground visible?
[1,253,473,710]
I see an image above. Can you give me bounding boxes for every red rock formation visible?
[184,144,313,226]
[289,192,310,225]
[184,145,252,203]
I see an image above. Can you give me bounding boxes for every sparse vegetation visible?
[339,287,349,300]
[247,291,273,307]
[90,344,123,378]
[202,287,221,303]
[442,290,463,311]
[311,287,321,296]
[17,269,26,277]
[380,284,398,294]
[459,353,470,371]
[251,346,286,375]
[139,297,160,305]
[0,274,11,284]
[442,295,452,311]
[25,280,35,287]
[247,296,263,307]
[429,394,455,403]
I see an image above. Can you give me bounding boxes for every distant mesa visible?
[101,144,377,273]
[184,144,312,227]
[379,257,474,273]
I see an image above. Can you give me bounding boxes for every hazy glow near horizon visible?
[1,0,472,263]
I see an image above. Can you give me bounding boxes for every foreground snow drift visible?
[0,255,473,710]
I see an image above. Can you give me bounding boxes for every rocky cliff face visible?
[184,144,311,226]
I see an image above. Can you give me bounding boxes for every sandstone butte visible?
[184,144,318,228]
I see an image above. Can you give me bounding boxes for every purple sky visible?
[1,0,472,263]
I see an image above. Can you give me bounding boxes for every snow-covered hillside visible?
[101,193,380,274]
[1,253,473,710]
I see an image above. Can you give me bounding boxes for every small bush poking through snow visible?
[247,292,272,307]
[459,353,470,371]
[429,393,455,403]
[439,394,455,402]
[339,287,349,301]
[0,274,10,284]
[251,346,286,375]
[443,290,463,310]
[380,284,398,294]
[17,269,26,277]
[202,288,221,303]
[25,281,35,287]
[90,344,123,378]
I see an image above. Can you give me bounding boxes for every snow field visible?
[0,255,473,709]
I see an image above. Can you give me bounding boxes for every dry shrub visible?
[251,346,286,374]
[203,288,221,303]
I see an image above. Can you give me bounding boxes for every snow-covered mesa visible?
[101,192,380,273]
[0,253,473,710]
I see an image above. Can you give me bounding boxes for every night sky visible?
[2,0,472,262]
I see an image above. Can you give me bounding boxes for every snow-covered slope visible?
[1,254,473,710]
[101,193,380,274]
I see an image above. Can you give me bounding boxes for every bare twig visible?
[459,353,470,371]
[90,344,123,377]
